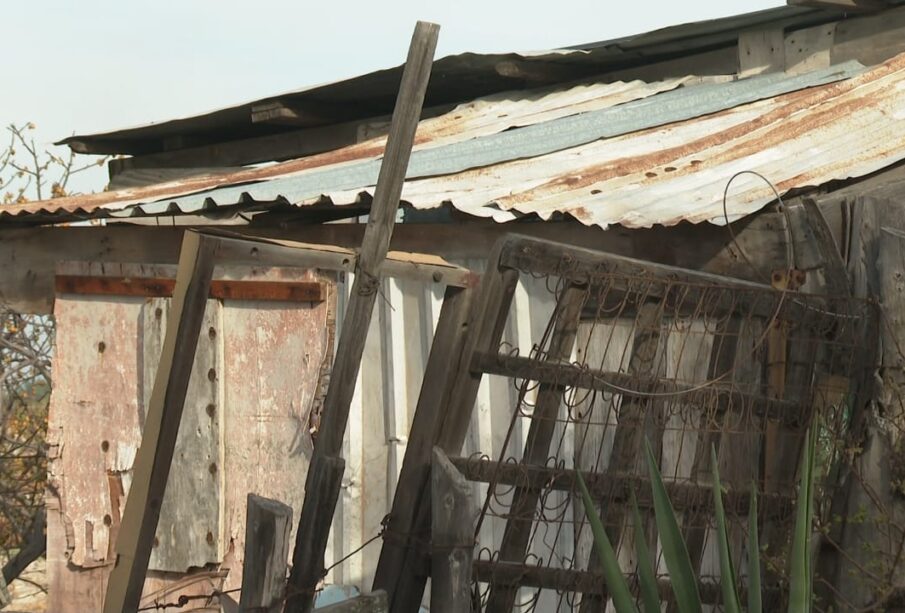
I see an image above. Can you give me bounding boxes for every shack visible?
[4,2,905,610]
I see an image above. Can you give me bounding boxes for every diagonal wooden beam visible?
[284,21,440,613]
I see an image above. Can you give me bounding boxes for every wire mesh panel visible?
[452,236,875,612]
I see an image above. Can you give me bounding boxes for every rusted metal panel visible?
[217,272,334,597]
[6,54,903,229]
[46,269,335,609]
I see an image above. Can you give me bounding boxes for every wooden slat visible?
[285,22,440,613]
[486,284,586,612]
[103,231,218,613]
[55,275,325,302]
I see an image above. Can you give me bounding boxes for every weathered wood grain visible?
[239,495,293,613]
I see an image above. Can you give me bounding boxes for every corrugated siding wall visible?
[325,262,560,601]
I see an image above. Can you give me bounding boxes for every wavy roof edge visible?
[59,4,849,155]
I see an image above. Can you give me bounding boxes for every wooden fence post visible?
[239,494,293,613]
[284,21,439,613]
[103,231,218,613]
[431,447,477,613]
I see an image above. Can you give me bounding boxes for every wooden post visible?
[102,231,217,613]
[485,283,586,612]
[431,447,477,613]
[371,286,475,604]
[284,22,439,613]
[239,495,293,613]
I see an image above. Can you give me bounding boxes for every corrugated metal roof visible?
[58,4,852,156]
[6,54,905,229]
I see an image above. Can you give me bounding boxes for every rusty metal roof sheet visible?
[6,55,905,229]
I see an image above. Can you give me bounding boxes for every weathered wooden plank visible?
[1,212,795,315]
[738,29,786,76]
[485,284,585,612]
[239,495,293,613]
[431,448,478,613]
[784,22,835,75]
[144,296,223,572]
[371,286,475,607]
[286,454,345,611]
[103,231,218,613]
[285,22,440,613]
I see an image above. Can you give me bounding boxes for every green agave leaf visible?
[575,471,639,613]
[748,483,762,613]
[630,490,661,613]
[644,440,702,613]
[788,427,817,613]
[710,446,741,613]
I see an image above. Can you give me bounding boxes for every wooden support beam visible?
[239,495,293,613]
[431,448,478,613]
[0,210,802,315]
[103,231,218,613]
[371,286,475,606]
[285,21,440,613]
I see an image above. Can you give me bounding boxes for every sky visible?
[2,0,782,194]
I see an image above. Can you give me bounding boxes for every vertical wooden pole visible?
[103,231,218,613]
[239,495,293,613]
[431,447,478,613]
[285,21,439,613]
[371,286,475,605]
